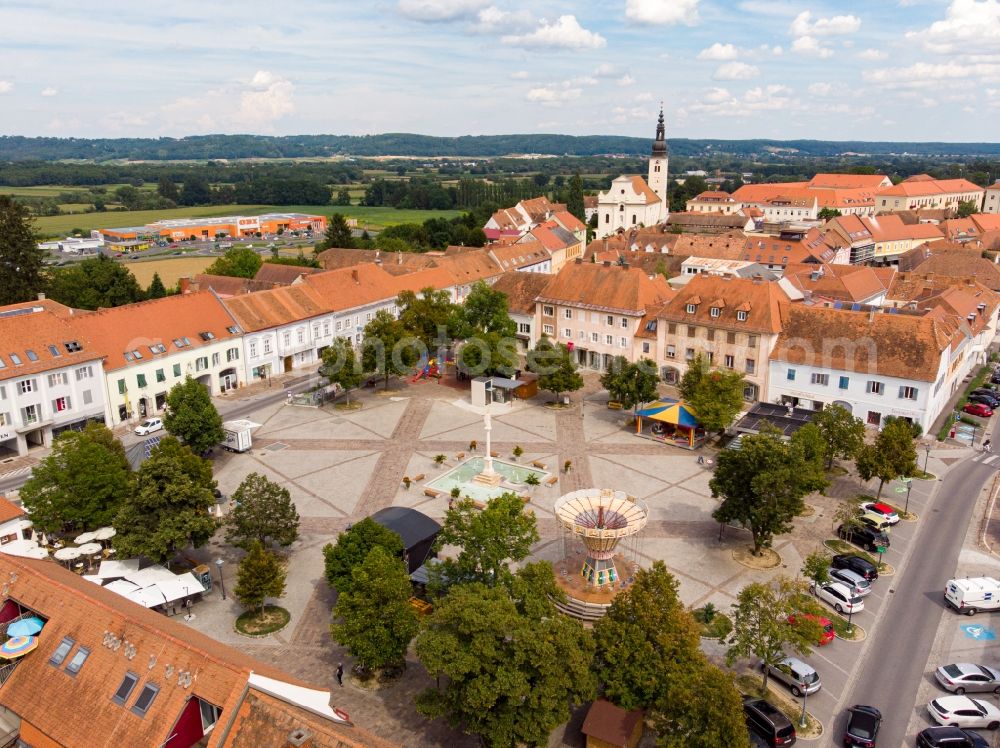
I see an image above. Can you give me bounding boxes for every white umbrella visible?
[93,527,116,541]
[53,547,82,562]
[78,542,103,556]
[74,531,97,545]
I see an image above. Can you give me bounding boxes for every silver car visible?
[828,567,872,597]
[935,663,1000,695]
[764,656,822,697]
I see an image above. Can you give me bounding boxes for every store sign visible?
[237,217,260,231]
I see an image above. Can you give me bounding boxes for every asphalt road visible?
[841,456,999,746]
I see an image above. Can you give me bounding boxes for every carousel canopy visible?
[635,400,699,428]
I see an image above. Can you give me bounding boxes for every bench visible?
[608,401,623,410]
[530,460,546,469]
[413,473,425,481]
[544,475,559,486]
[518,494,531,504]
[455,452,465,460]
[423,488,441,498]
[490,451,499,458]
[471,500,488,510]
[408,597,433,616]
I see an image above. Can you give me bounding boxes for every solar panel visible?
[143,436,161,460]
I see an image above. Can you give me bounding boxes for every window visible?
[172,364,181,378]
[606,315,614,326]
[747,335,758,347]
[685,348,695,360]
[63,341,82,353]
[9,354,22,366]
[21,405,38,425]
[727,332,737,345]
[49,638,74,666]
[745,359,755,374]
[737,311,748,322]
[666,344,676,358]
[18,380,34,394]
[543,306,554,317]
[710,307,720,318]
[200,700,221,732]
[620,337,627,348]
[0,413,8,427]
[642,342,650,354]
[283,331,291,346]
[75,366,92,381]
[839,376,849,390]
[606,335,614,345]
[787,369,796,381]
[866,381,884,395]
[323,321,330,336]
[211,352,220,367]
[117,379,126,395]
[518,323,530,334]
[899,386,918,400]
[687,325,696,337]
[227,325,240,335]
[248,341,257,358]
[65,647,90,676]
[48,372,67,387]
[667,323,676,335]
[262,338,272,354]
[563,328,572,338]
[564,309,572,319]
[706,352,714,364]
[685,303,696,314]
[25,350,38,362]
[297,328,305,344]
[867,410,882,426]
[199,331,216,341]
[579,330,585,339]
[227,347,239,362]
[83,390,92,405]
[155,369,166,383]
[811,373,829,386]
[543,324,554,335]
[706,329,715,342]
[136,373,147,388]
[724,354,735,369]
[591,332,599,343]
[131,683,159,717]
[0,385,5,400]
[605,214,609,224]
[112,672,139,705]
[621,317,629,329]
[52,396,71,412]
[196,357,208,372]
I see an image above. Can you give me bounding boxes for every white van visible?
[945,577,1000,615]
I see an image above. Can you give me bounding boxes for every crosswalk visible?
[970,452,998,464]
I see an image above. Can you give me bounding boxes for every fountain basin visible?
[427,457,548,503]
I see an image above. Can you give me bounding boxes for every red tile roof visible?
[657,275,789,333]
[0,300,101,382]
[629,176,663,206]
[253,263,320,285]
[0,496,25,524]
[488,271,552,315]
[550,210,586,233]
[581,699,643,747]
[877,175,984,198]
[537,260,674,314]
[861,215,944,243]
[807,173,890,189]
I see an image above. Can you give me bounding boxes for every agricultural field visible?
[121,256,216,288]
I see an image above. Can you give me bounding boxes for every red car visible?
[963,402,993,418]
[788,613,835,645]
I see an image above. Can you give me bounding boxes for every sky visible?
[0,0,998,142]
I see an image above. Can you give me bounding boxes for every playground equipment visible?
[411,357,440,383]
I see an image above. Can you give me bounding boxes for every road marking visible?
[961,624,997,640]
[984,455,998,464]
[811,648,853,678]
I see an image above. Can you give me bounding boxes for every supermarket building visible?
[97,212,327,250]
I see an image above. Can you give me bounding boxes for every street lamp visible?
[924,443,932,475]
[904,478,913,517]
[215,558,226,600]
[799,686,809,729]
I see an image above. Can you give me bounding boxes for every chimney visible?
[37,292,45,301]
[351,269,359,284]
[179,277,191,294]
[287,729,313,748]
[603,238,608,251]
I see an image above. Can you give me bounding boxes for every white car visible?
[927,695,1000,730]
[828,567,872,597]
[134,418,163,436]
[812,581,865,614]
[861,501,900,525]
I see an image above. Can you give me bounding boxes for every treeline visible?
[361,177,563,210]
[5,133,1000,162]
[320,210,489,253]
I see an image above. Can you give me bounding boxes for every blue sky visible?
[0,0,997,141]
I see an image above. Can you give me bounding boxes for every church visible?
[595,109,669,238]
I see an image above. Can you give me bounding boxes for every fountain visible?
[472,410,501,487]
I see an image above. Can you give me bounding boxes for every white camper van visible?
[945,577,1000,615]
[220,420,258,453]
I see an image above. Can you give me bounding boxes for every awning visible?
[637,400,699,428]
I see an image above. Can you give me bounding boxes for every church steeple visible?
[647,104,669,221]
[652,104,666,156]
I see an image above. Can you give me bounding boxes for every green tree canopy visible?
[113,436,217,564]
[456,331,518,378]
[224,472,300,550]
[856,418,918,498]
[318,212,355,250]
[679,353,745,432]
[600,356,660,412]
[19,423,132,533]
[812,404,866,469]
[322,518,404,593]
[710,428,827,555]
[818,207,842,220]
[146,272,168,299]
[319,337,363,403]
[957,199,978,218]
[456,280,517,338]
[801,550,831,587]
[47,255,146,310]
[163,376,225,455]
[204,246,263,278]
[526,336,584,402]
[650,663,751,748]
[566,173,586,222]
[156,176,180,202]
[361,309,418,389]
[234,540,287,615]
[396,287,459,351]
[0,195,45,306]
[331,545,418,672]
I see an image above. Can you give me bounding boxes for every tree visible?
[812,404,865,469]
[727,578,821,690]
[322,518,404,593]
[957,200,978,218]
[396,287,459,351]
[0,195,45,306]
[883,414,923,439]
[333,187,352,206]
[361,309,418,389]
[234,540,287,616]
[146,272,168,299]
[801,550,831,588]
[855,419,917,498]
[113,437,217,564]
[47,255,146,310]
[600,356,660,412]
[331,546,418,672]
[415,571,595,748]
[650,664,751,748]
[456,280,516,338]
[817,207,842,220]
[19,423,132,533]
[526,336,582,402]
[225,472,300,550]
[566,173,585,222]
[456,331,518,377]
[156,176,179,202]
[204,246,262,278]
[318,212,355,250]
[710,428,827,555]
[319,337,362,403]
[178,177,212,206]
[834,494,865,534]
[163,376,225,455]
[433,493,540,588]
[679,353,745,432]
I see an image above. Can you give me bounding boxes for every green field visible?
[32,204,463,237]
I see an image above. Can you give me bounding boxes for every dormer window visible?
[710,307,720,318]
[685,304,697,314]
[737,311,749,322]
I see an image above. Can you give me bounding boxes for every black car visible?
[837,524,890,552]
[744,696,796,747]
[916,726,990,747]
[832,554,879,581]
[843,705,881,747]
[969,393,1000,408]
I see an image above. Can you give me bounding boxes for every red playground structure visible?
[411,358,440,383]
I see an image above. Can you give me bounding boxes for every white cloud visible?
[40,87,58,97]
[789,11,861,37]
[525,86,582,104]
[713,61,759,80]
[502,15,606,49]
[0,81,12,94]
[858,48,887,60]
[865,61,997,85]
[618,74,636,86]
[510,70,530,79]
[625,0,700,26]
[685,83,792,115]
[808,82,833,95]
[634,92,655,102]
[593,63,618,77]
[566,75,599,86]
[468,6,534,33]
[772,45,783,55]
[237,70,295,126]
[905,0,1000,55]
[697,42,739,60]
[704,87,732,103]
[792,36,834,58]
[742,84,794,109]
[398,0,486,22]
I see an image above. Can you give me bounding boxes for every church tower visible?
[648,106,669,214]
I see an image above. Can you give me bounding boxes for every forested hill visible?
[2,133,1000,161]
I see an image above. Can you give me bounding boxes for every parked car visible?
[763,656,821,697]
[945,577,1000,615]
[968,394,1000,408]
[828,567,872,597]
[927,696,1000,730]
[858,512,893,532]
[860,502,900,525]
[837,524,890,552]
[935,664,1000,695]
[843,705,882,747]
[813,581,865,615]
[970,389,1000,403]
[963,402,993,418]
[787,613,834,645]
[831,554,879,581]
[743,696,796,747]
[917,726,990,747]
[134,418,163,436]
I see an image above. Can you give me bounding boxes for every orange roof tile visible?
[488,271,552,315]
[861,215,944,243]
[253,263,320,285]
[488,240,550,271]
[877,175,984,198]
[0,301,102,381]
[537,260,674,314]
[782,263,892,304]
[630,176,663,205]
[657,275,789,333]
[0,496,25,524]
[550,210,586,233]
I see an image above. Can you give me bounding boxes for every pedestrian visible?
[336,663,344,686]
[984,438,992,453]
